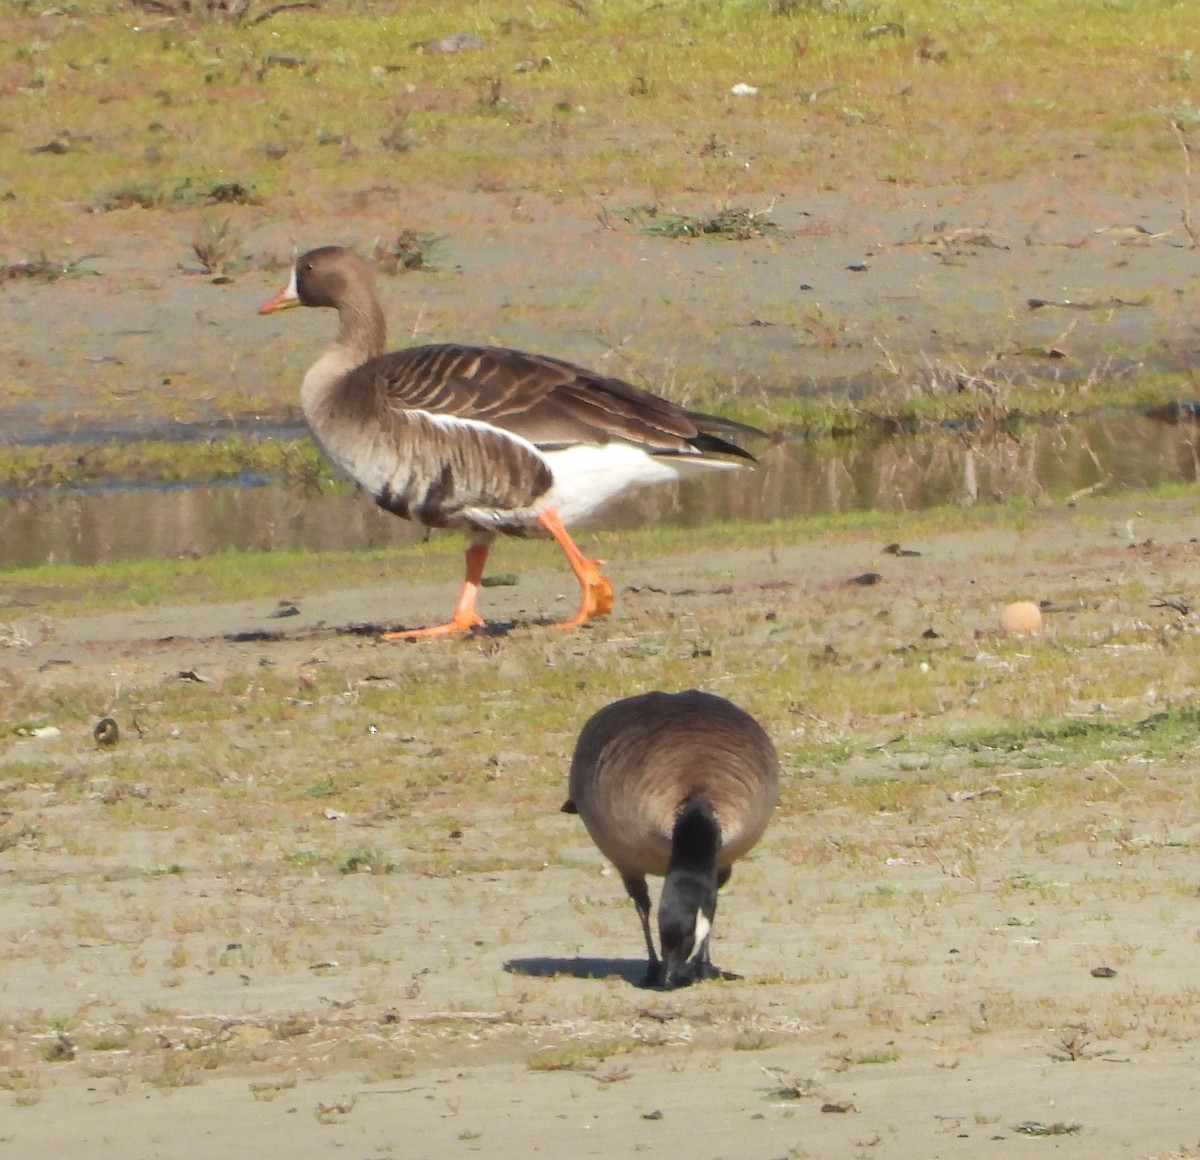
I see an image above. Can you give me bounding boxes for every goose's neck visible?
[301,295,387,419]
[658,799,721,987]
[668,798,722,875]
[334,295,387,363]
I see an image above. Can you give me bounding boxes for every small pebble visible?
[999,601,1043,635]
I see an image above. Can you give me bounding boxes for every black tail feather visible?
[687,431,759,462]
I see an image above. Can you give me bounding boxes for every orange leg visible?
[380,542,488,641]
[537,507,614,630]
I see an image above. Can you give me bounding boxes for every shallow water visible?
[1,409,1196,570]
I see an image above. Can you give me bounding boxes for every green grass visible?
[0,493,1078,615]
[0,536,461,614]
[0,434,326,490]
[6,513,1200,839]
[1,0,1196,241]
[526,1038,634,1071]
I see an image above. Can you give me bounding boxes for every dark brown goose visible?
[562,689,780,987]
[259,246,762,639]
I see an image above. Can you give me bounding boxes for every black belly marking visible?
[415,463,456,525]
[375,482,412,520]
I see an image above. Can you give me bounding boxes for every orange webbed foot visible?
[587,567,615,618]
[555,563,614,630]
[380,612,485,641]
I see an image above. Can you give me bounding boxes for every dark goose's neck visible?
[668,797,722,874]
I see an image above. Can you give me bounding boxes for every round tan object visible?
[999,601,1043,635]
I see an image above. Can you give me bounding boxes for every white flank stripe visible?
[426,412,542,455]
[543,443,679,525]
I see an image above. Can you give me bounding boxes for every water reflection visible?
[1,410,1196,570]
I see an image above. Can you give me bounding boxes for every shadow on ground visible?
[504,956,650,987]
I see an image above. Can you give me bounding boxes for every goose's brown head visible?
[259,246,374,314]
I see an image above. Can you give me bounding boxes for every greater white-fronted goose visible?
[562,689,779,987]
[259,246,762,639]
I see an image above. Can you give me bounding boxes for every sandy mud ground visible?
[3,487,1200,1159]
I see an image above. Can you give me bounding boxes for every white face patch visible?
[284,264,299,302]
[692,910,712,955]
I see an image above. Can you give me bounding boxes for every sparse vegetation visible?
[191,218,245,276]
[1,492,1199,1142]
[94,178,259,214]
[371,229,444,274]
[0,433,326,491]
[0,253,99,283]
[1012,1121,1083,1137]
[621,203,781,240]
[762,1067,823,1101]
[527,1039,633,1072]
